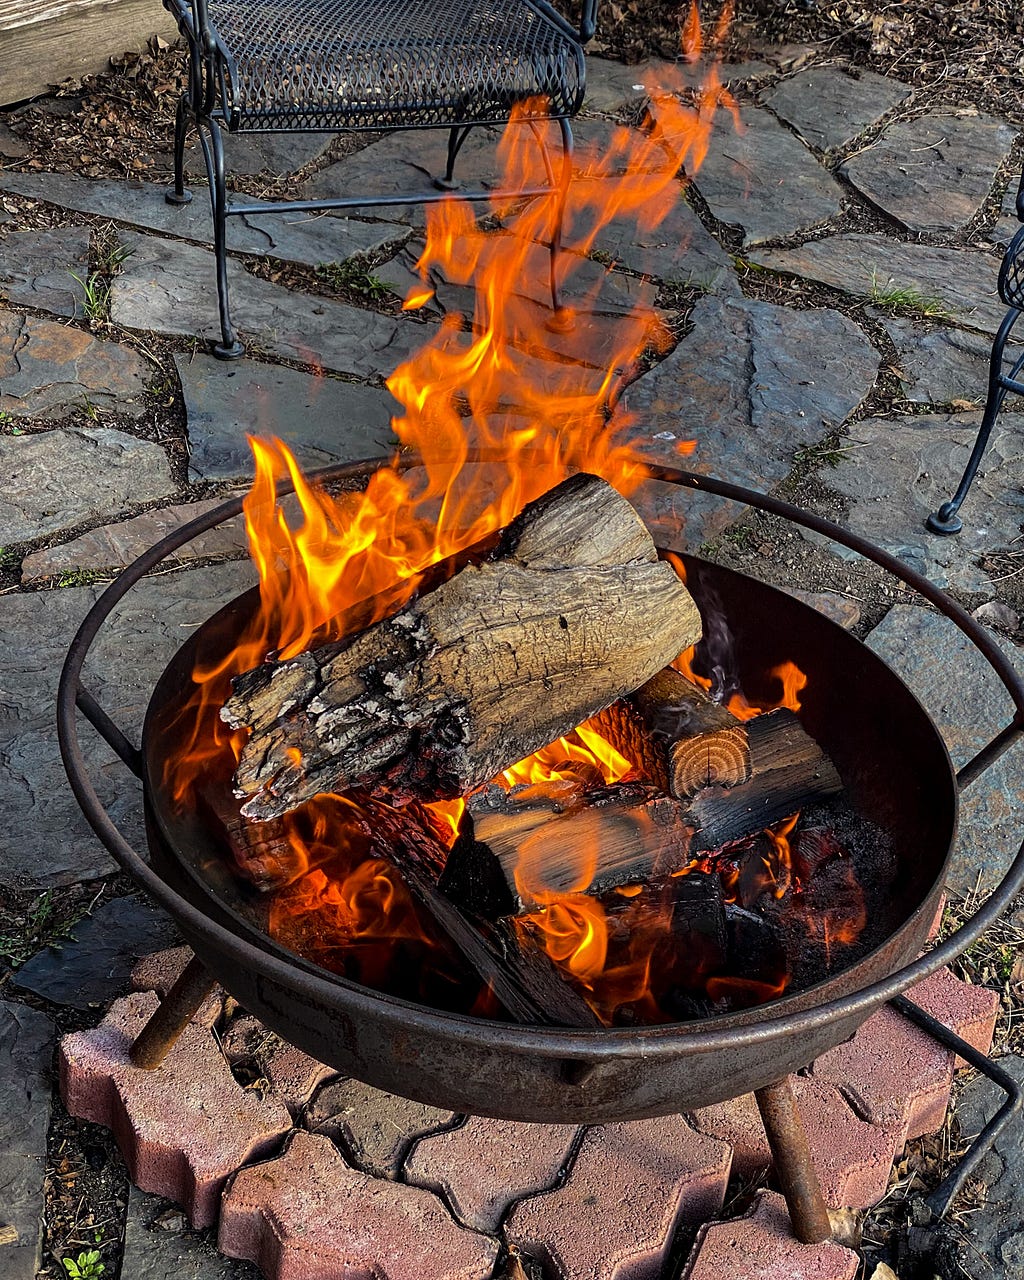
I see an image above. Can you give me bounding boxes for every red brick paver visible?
[810,1004,954,1143]
[59,992,292,1228]
[404,1116,580,1233]
[681,1191,859,1280]
[219,1130,499,1280]
[220,1013,336,1114]
[506,1114,730,1280]
[129,946,223,1027]
[907,966,1000,1062]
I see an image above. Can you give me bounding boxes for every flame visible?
[673,648,808,722]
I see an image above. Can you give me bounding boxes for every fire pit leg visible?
[129,954,217,1070]
[754,1077,833,1244]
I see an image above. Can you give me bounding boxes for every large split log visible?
[222,474,702,821]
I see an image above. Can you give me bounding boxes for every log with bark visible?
[221,473,703,821]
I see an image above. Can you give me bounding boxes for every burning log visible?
[222,473,703,821]
[591,667,752,798]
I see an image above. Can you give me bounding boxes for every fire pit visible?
[57,457,1024,1247]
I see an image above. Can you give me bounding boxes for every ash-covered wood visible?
[222,473,703,821]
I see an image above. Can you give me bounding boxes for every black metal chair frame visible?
[927,176,1024,535]
[162,0,596,359]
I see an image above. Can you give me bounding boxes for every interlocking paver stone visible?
[762,66,912,152]
[131,947,224,1028]
[867,606,1024,894]
[12,896,180,1010]
[306,1077,458,1178]
[0,1001,55,1280]
[623,293,877,547]
[955,1054,1024,1277]
[875,311,1015,407]
[218,1129,499,1280]
[0,424,174,544]
[505,1115,730,1280]
[810,1005,954,1143]
[750,235,1007,335]
[0,226,89,317]
[21,500,247,584]
[0,562,254,888]
[907,966,1001,1060]
[681,1190,859,1280]
[404,1117,580,1233]
[60,991,293,1229]
[111,233,425,378]
[121,1185,261,1280]
[814,412,1023,593]
[0,310,153,419]
[842,112,1016,235]
[177,354,400,481]
[0,171,408,268]
[691,106,844,244]
[220,1014,335,1114]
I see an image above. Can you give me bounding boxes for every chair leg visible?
[195,116,244,360]
[435,126,472,191]
[165,93,194,207]
[926,305,1020,535]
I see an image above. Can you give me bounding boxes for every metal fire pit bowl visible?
[58,458,1024,1124]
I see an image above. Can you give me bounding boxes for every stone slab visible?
[60,991,293,1229]
[220,1014,335,1114]
[0,171,409,269]
[581,55,684,115]
[219,1130,499,1280]
[989,177,1020,249]
[875,311,1016,407]
[112,234,424,378]
[506,1115,730,1280]
[21,500,247,583]
[0,1001,55,1280]
[681,1190,859,1280]
[954,1054,1024,1277]
[866,605,1024,894]
[0,226,89,318]
[172,130,335,179]
[404,1116,580,1233]
[0,310,153,420]
[691,106,844,245]
[122,1185,262,1280]
[814,411,1024,593]
[12,896,180,1010]
[0,561,255,889]
[842,112,1016,235]
[622,293,877,547]
[306,1077,457,1179]
[762,66,912,153]
[177,354,400,481]
[0,424,174,545]
[750,235,1007,335]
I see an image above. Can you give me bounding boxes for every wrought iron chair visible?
[162,0,596,358]
[927,175,1024,534]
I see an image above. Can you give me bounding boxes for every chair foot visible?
[432,175,461,192]
[545,306,575,334]
[926,504,964,536]
[212,338,245,360]
[166,188,193,207]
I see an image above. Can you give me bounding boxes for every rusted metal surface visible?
[57,457,1024,1124]
[754,1078,833,1244]
[129,953,217,1069]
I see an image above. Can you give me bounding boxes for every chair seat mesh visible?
[999,225,1024,309]
[205,0,585,131]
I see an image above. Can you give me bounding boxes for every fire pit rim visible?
[57,454,1024,1061]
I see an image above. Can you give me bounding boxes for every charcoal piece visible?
[438,824,518,921]
[725,903,788,986]
[669,872,728,966]
[791,826,844,882]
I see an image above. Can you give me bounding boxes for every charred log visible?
[222,474,703,821]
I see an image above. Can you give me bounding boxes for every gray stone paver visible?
[690,105,845,244]
[621,293,877,546]
[867,607,1024,896]
[0,426,175,545]
[956,1055,1024,1275]
[0,226,89,318]
[750,234,1008,334]
[111,233,425,378]
[762,66,913,152]
[0,1001,54,1280]
[874,310,1016,407]
[0,171,409,268]
[122,1187,262,1280]
[177,354,400,481]
[12,896,180,1009]
[172,129,335,179]
[812,412,1024,594]
[0,309,152,419]
[842,111,1017,235]
[20,500,248,584]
